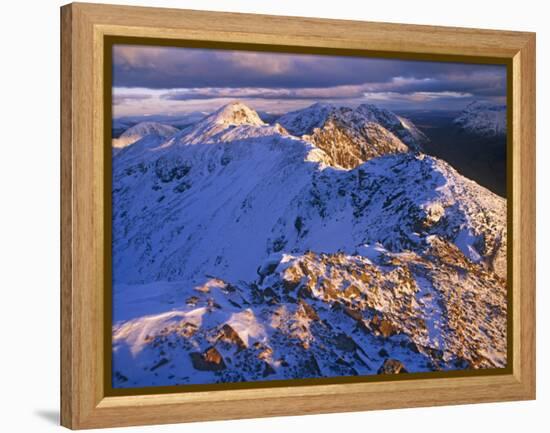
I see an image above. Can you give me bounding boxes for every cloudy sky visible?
[112,44,507,117]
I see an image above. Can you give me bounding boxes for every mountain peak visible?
[464,100,504,111]
[355,103,398,122]
[355,104,427,150]
[167,102,281,146]
[112,121,179,150]
[309,102,335,110]
[277,102,336,136]
[120,121,179,139]
[206,101,265,127]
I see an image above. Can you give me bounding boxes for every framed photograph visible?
[60,3,536,429]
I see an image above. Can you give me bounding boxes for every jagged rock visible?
[414,202,446,231]
[190,347,226,371]
[218,324,247,349]
[379,319,397,338]
[304,117,409,168]
[257,346,273,361]
[377,359,408,374]
[179,321,198,338]
[369,315,396,338]
[278,102,426,153]
[344,307,363,322]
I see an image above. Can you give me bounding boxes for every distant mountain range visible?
[111,101,507,388]
[402,101,507,197]
[453,101,506,137]
[112,112,208,138]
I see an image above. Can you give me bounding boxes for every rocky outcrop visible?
[378,359,408,374]
[190,347,226,371]
[304,114,409,168]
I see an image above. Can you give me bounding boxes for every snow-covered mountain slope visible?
[355,104,427,151]
[111,102,507,388]
[453,101,507,137]
[113,240,506,387]
[257,110,282,124]
[112,121,179,150]
[397,115,429,146]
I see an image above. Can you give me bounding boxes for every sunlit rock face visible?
[111,102,507,388]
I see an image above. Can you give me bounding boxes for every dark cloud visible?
[162,88,359,101]
[113,45,506,95]
[159,72,504,103]
[112,45,506,114]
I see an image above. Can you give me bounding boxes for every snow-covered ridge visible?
[112,121,179,150]
[111,101,507,387]
[278,102,427,152]
[162,101,284,146]
[302,108,410,168]
[113,112,208,135]
[355,104,427,150]
[453,101,507,137]
[205,101,266,127]
[277,102,335,136]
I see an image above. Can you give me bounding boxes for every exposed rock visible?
[257,346,273,361]
[190,347,226,371]
[377,359,408,374]
[304,116,409,168]
[416,202,446,230]
[344,307,363,322]
[179,321,198,338]
[218,324,247,349]
[379,319,397,338]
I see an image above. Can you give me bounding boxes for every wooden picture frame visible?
[60,2,536,429]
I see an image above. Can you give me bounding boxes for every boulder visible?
[190,347,226,371]
[377,358,408,374]
[218,324,247,349]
